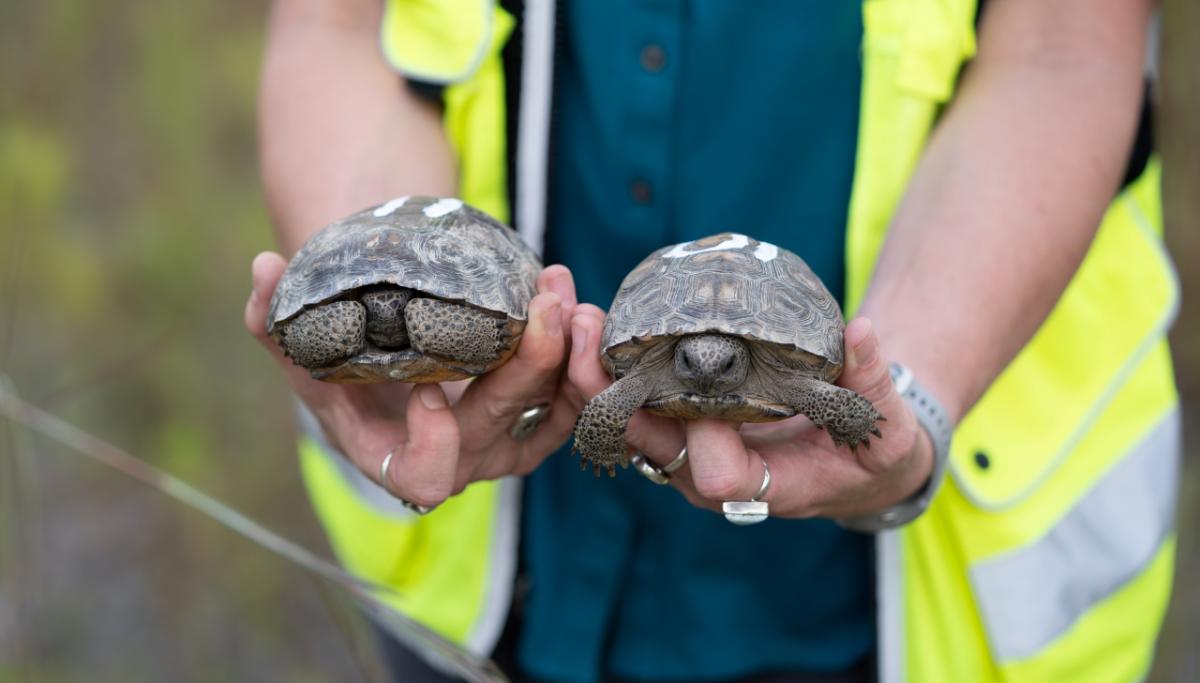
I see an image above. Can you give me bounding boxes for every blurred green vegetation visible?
[0,1,1196,681]
[0,1,387,680]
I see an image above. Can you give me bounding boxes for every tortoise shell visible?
[267,196,541,333]
[601,232,845,380]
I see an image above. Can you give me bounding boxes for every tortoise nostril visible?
[721,356,735,374]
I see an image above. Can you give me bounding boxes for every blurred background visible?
[0,2,1196,681]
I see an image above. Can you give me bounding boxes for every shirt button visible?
[630,179,653,204]
[640,44,667,73]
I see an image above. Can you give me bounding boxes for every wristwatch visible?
[836,362,954,532]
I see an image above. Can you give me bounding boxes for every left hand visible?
[567,305,935,520]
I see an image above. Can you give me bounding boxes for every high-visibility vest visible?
[298,2,1181,680]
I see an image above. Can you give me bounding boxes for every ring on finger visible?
[722,456,771,526]
[380,449,434,515]
[510,404,551,441]
[632,446,688,485]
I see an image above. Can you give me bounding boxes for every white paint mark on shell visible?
[753,242,779,262]
[373,196,411,217]
[662,233,749,259]
[423,198,464,218]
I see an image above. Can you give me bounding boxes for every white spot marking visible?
[661,233,749,259]
[423,198,464,218]
[373,196,410,217]
[753,242,779,262]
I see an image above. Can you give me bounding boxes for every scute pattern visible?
[602,233,845,372]
[267,196,541,332]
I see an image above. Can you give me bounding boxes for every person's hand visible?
[245,252,582,509]
[567,305,934,520]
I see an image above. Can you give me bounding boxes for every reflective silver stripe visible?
[515,0,556,254]
[465,476,521,654]
[970,409,1181,662]
[876,530,904,683]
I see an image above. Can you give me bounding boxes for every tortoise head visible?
[672,334,750,396]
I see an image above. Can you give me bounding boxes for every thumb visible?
[840,317,928,474]
[243,251,320,391]
[244,251,288,341]
[839,317,896,408]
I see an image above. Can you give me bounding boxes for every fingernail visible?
[571,322,589,357]
[417,385,446,410]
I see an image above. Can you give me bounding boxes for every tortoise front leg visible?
[573,373,654,477]
[275,300,366,370]
[404,297,513,366]
[783,376,884,451]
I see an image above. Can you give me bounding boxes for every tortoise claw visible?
[871,427,883,438]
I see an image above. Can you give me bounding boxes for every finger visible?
[382,384,460,508]
[841,317,896,407]
[565,304,611,399]
[684,419,763,504]
[841,317,919,471]
[538,265,578,342]
[565,305,691,476]
[243,251,287,342]
[456,291,564,463]
[244,251,336,397]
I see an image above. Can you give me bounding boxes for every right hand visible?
[244,251,584,509]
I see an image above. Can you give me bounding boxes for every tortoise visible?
[267,196,542,383]
[573,232,884,476]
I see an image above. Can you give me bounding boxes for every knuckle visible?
[858,371,895,405]
[480,392,522,424]
[528,344,564,374]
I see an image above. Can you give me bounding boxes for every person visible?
[244,1,1181,681]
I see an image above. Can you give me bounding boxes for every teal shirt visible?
[520,3,871,682]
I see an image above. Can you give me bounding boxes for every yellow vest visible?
[299,1,1181,680]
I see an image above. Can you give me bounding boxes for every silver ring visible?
[752,457,771,502]
[380,450,433,515]
[722,457,771,526]
[380,450,396,492]
[662,446,689,474]
[631,446,688,485]
[510,404,551,441]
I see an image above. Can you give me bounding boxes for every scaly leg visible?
[404,297,512,366]
[783,376,884,451]
[276,300,366,370]
[572,373,653,477]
